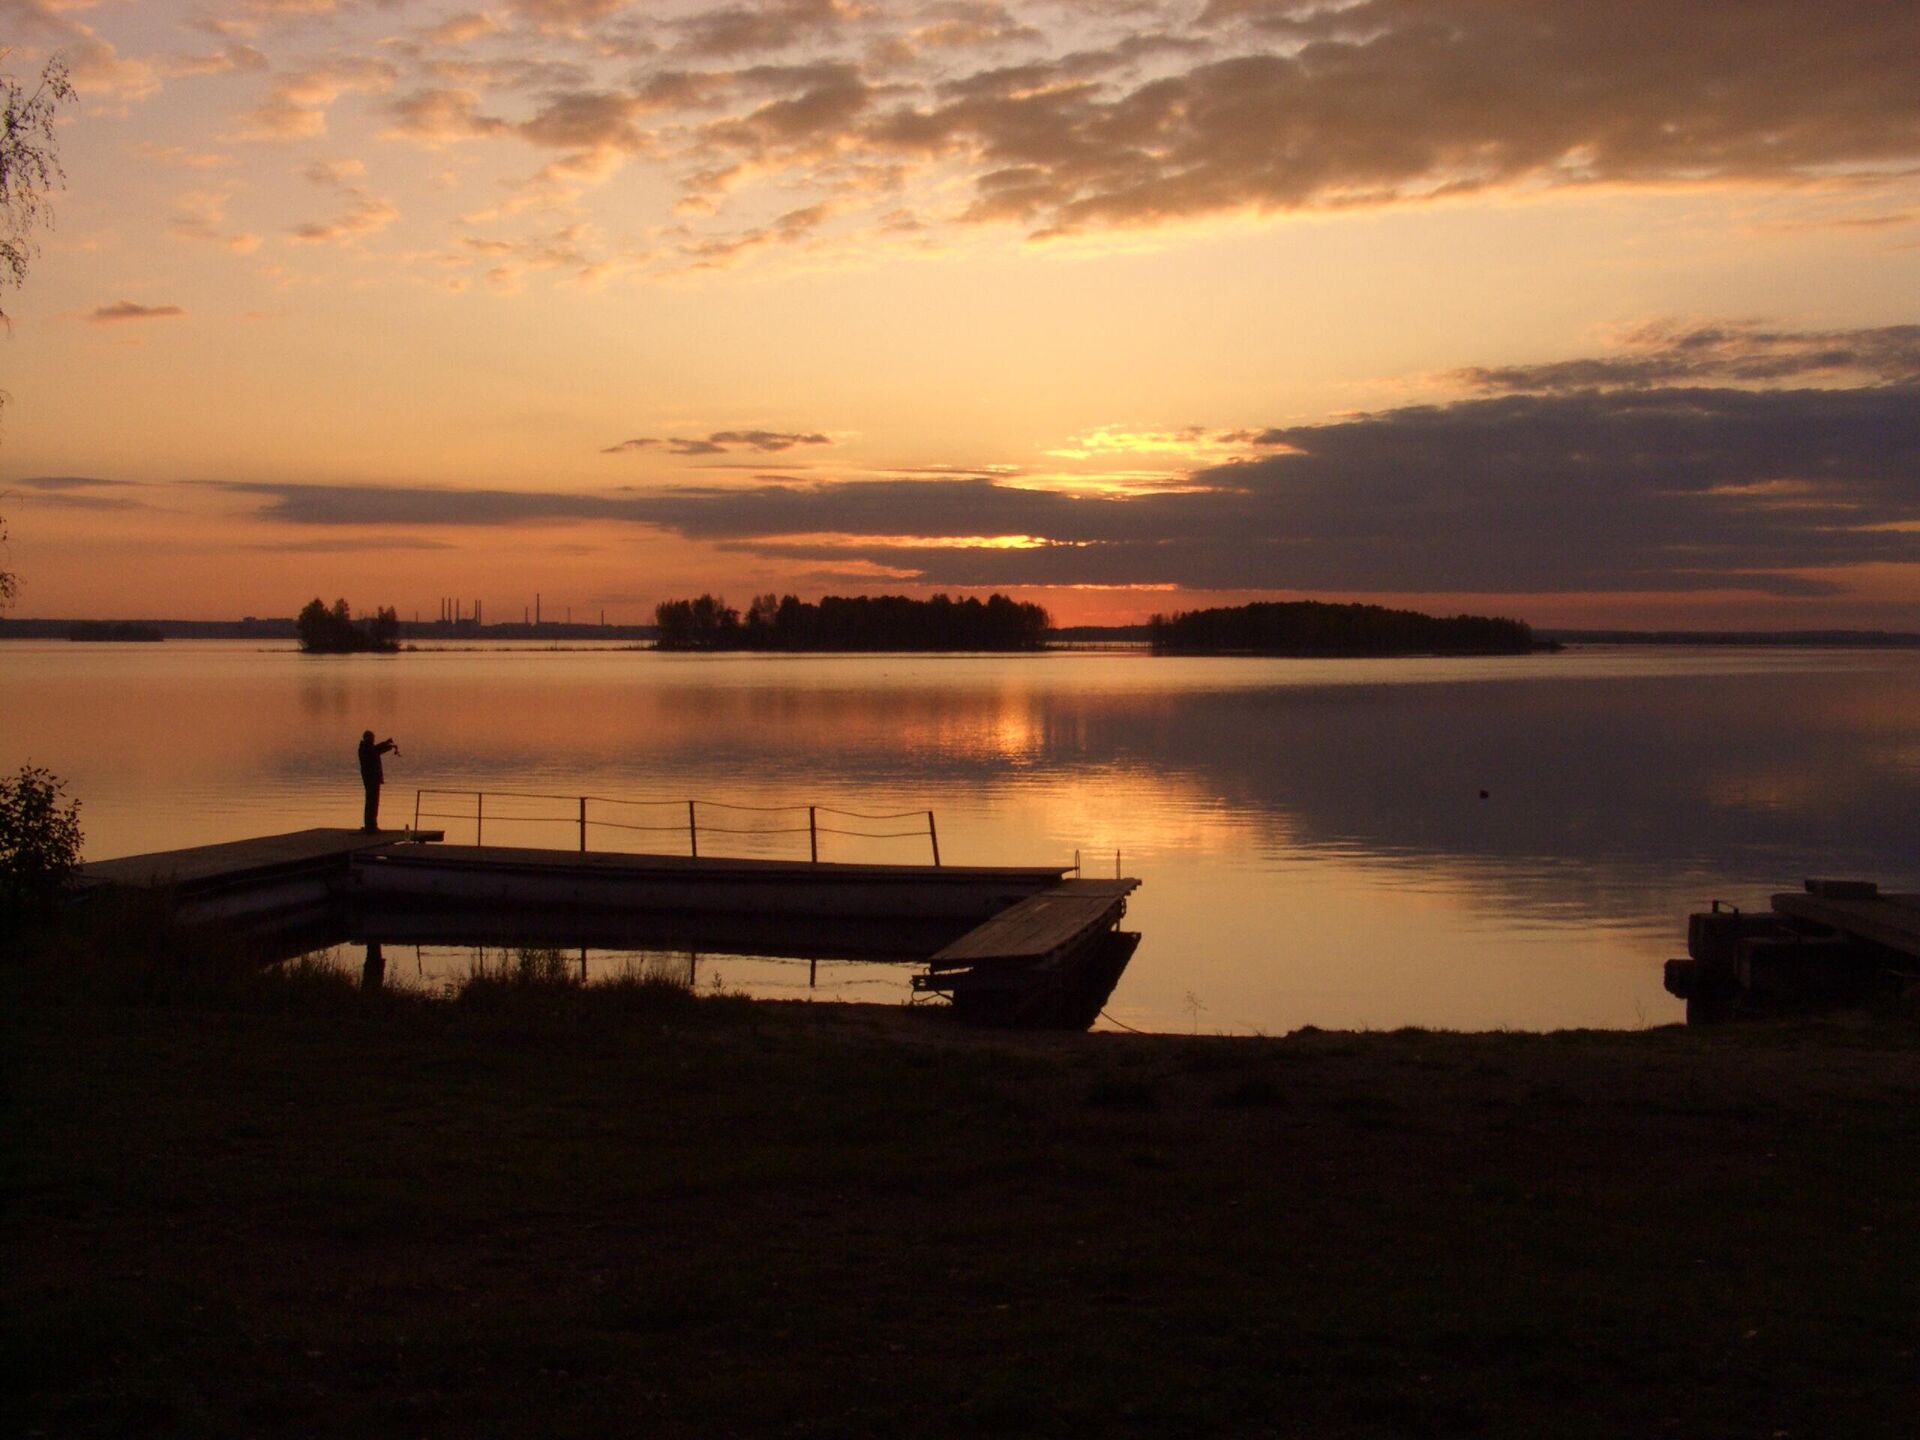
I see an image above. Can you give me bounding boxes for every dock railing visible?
[411,788,942,865]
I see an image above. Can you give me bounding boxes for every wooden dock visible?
[77,828,444,929]
[925,879,1138,968]
[916,877,1140,1025]
[1665,879,1920,1022]
[72,828,1143,1026]
[79,828,443,892]
[1771,887,1920,959]
[350,842,1071,925]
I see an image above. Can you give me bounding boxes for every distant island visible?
[67,620,162,642]
[6,608,1919,652]
[1148,601,1542,655]
[296,598,399,654]
[654,592,1051,651]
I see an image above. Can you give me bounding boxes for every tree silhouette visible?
[655,592,1051,651]
[0,52,74,611]
[0,512,14,613]
[298,597,400,653]
[1,54,73,324]
[1148,600,1537,655]
[0,764,82,926]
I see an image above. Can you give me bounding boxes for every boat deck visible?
[927,878,1139,969]
[1771,889,1920,959]
[1668,878,1920,1024]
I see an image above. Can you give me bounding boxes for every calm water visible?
[6,640,1919,1032]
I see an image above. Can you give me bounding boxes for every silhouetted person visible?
[358,729,397,832]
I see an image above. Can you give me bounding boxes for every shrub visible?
[451,946,582,1008]
[0,765,82,927]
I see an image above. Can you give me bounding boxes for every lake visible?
[6,640,1918,1032]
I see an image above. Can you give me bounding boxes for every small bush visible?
[595,961,702,1013]
[452,946,581,1007]
[0,765,83,928]
[243,953,369,1013]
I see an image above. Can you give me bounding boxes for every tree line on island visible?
[287,587,1535,657]
[1148,600,1541,655]
[655,592,1053,651]
[656,592,1536,654]
[297,597,399,653]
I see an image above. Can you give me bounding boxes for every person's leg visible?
[363,781,379,831]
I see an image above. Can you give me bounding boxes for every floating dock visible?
[916,879,1141,1026]
[76,829,1142,1027]
[1665,879,1920,1023]
[75,828,445,930]
[350,841,1073,924]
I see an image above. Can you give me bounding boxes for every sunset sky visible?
[1,0,1916,627]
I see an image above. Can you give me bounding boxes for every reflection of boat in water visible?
[1666,879,1920,1024]
[75,828,1144,1031]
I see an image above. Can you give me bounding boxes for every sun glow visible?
[1045,426,1264,464]
[749,532,1073,551]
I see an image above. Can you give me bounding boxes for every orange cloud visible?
[232,59,396,140]
[285,189,398,243]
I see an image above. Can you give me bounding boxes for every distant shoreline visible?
[1539,628,1920,647]
[0,617,659,642]
[4,617,1920,649]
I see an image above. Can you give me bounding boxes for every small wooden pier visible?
[75,828,444,929]
[76,828,1142,1027]
[1665,879,1920,1023]
[350,842,1071,923]
[915,879,1141,1026]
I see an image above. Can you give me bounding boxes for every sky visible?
[0,0,1917,628]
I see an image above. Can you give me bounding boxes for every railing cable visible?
[411,786,945,865]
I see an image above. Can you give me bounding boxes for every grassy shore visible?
[4,952,1919,1438]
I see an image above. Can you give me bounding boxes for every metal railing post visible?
[475,791,483,846]
[579,796,588,852]
[688,800,698,858]
[809,805,818,863]
[928,810,940,867]
[413,791,421,831]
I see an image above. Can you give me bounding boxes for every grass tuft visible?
[1214,1072,1288,1108]
[1084,1075,1161,1111]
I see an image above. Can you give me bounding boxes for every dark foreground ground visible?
[5,966,1918,1439]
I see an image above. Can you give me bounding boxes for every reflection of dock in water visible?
[76,828,1142,1028]
[1665,879,1920,1023]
